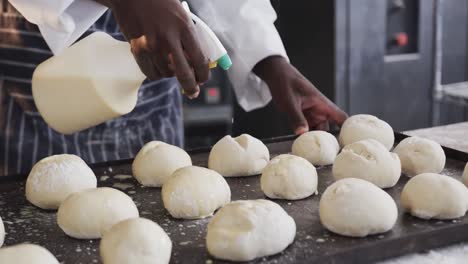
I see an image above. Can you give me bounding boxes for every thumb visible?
[284,101,309,135]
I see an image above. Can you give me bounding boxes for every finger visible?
[171,42,199,98]
[130,38,161,80]
[152,51,174,78]
[326,106,348,126]
[282,98,309,135]
[181,26,209,83]
[316,121,330,131]
[303,109,327,130]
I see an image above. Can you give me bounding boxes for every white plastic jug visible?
[32,32,146,134]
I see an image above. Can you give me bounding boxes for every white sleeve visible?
[8,0,107,54]
[189,0,289,112]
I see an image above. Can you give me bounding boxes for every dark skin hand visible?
[254,56,348,135]
[95,0,209,98]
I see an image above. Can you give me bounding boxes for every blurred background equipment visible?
[184,0,468,148]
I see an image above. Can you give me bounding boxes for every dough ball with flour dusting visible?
[463,163,468,187]
[393,137,446,177]
[292,131,340,166]
[332,139,401,188]
[208,134,269,177]
[206,199,296,262]
[339,114,394,150]
[0,244,59,264]
[26,154,97,210]
[58,187,139,239]
[0,216,4,248]
[162,166,230,219]
[132,141,192,187]
[261,154,317,200]
[401,173,468,220]
[100,218,172,264]
[319,178,397,237]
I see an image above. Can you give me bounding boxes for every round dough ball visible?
[261,154,318,200]
[393,137,446,177]
[208,134,269,177]
[332,139,401,188]
[401,173,468,220]
[0,216,4,248]
[162,166,230,219]
[26,154,97,210]
[100,218,172,264]
[0,244,59,264]
[207,199,296,262]
[339,114,394,150]
[462,163,468,187]
[132,141,192,187]
[58,187,139,239]
[292,131,340,166]
[319,178,398,237]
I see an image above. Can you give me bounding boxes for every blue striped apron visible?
[0,3,183,176]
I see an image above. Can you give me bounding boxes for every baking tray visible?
[1,132,468,264]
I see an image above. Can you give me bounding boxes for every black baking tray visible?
[0,132,468,264]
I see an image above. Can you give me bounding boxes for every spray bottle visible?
[32,1,232,135]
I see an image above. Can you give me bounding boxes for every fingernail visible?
[188,91,200,100]
[295,126,308,135]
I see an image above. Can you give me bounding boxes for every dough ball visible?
[319,178,398,237]
[393,137,446,177]
[261,154,318,200]
[162,166,230,219]
[0,244,59,264]
[208,134,269,177]
[132,141,192,187]
[207,199,296,261]
[292,131,340,166]
[100,218,172,264]
[401,173,468,220]
[0,216,4,248]
[463,163,468,187]
[332,139,401,188]
[26,154,97,210]
[57,187,139,239]
[339,114,394,150]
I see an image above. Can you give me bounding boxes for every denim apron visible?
[0,3,183,176]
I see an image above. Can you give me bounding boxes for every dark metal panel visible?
[441,0,468,84]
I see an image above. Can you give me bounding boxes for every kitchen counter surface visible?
[380,122,468,264]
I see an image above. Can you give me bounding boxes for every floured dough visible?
[332,139,401,188]
[292,131,340,166]
[463,162,468,187]
[261,154,318,200]
[132,141,192,187]
[100,218,172,264]
[339,114,394,150]
[206,199,296,261]
[319,178,398,237]
[57,187,139,239]
[26,154,97,210]
[208,134,269,177]
[401,173,468,220]
[393,137,446,177]
[162,166,230,219]
[0,216,4,247]
[0,244,59,264]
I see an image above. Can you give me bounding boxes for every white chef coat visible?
[7,0,289,112]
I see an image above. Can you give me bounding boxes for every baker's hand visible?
[253,56,348,135]
[96,0,209,98]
